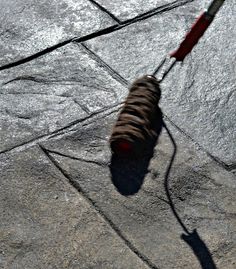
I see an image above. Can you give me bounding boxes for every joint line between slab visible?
[88,0,121,24]
[164,115,236,172]
[0,103,122,156]
[39,144,160,269]
[79,43,128,86]
[0,0,193,71]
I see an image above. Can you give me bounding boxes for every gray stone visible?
[161,1,236,166]
[94,0,194,21]
[0,0,114,65]
[85,0,236,165]
[0,147,151,269]
[0,43,127,152]
[85,1,207,81]
[42,111,236,269]
[1,0,235,268]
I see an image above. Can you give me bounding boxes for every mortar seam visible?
[39,144,160,269]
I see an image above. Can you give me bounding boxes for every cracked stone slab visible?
[94,0,193,21]
[0,147,151,269]
[0,0,114,66]
[42,111,236,269]
[85,0,236,165]
[85,0,207,81]
[0,43,127,153]
[160,0,236,166]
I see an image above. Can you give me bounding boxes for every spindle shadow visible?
[109,106,163,196]
[163,122,217,269]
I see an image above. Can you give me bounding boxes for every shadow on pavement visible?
[109,105,217,268]
[109,107,163,196]
[163,121,217,269]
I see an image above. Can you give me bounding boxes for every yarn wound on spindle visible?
[110,75,162,157]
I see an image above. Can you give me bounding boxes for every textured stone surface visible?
[85,0,209,81]
[161,1,236,166]
[0,147,151,269]
[0,0,114,65]
[85,1,236,165]
[0,0,235,268]
[0,43,127,152]
[42,111,236,269]
[86,9,187,81]
[95,0,193,21]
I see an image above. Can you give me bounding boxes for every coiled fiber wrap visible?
[110,75,161,156]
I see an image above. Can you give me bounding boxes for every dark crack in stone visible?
[86,0,236,165]
[94,0,194,21]
[42,111,236,269]
[0,0,114,65]
[0,147,150,269]
[0,43,127,152]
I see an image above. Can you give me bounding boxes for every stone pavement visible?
[0,0,235,268]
